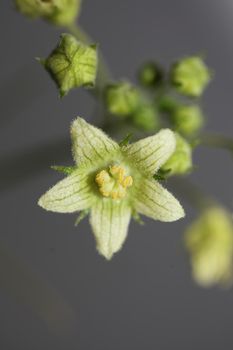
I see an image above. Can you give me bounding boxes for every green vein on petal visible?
[132,178,185,222]
[124,129,176,176]
[38,169,94,213]
[71,117,120,167]
[90,199,131,259]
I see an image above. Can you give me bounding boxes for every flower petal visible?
[90,199,131,259]
[132,178,184,222]
[71,117,119,167]
[38,170,93,213]
[124,129,176,176]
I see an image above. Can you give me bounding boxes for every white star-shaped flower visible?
[39,117,184,259]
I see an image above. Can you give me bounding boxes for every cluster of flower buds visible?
[103,55,211,176]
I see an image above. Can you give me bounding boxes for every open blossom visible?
[38,117,184,259]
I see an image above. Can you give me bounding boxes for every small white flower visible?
[39,117,184,259]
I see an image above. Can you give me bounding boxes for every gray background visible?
[1,0,233,349]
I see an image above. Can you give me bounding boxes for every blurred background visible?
[0,0,233,349]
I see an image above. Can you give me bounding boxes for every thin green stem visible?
[171,177,216,212]
[200,133,233,155]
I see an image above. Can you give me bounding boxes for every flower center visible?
[95,165,133,200]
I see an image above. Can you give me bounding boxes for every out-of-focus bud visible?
[41,34,98,97]
[172,104,204,136]
[138,62,163,88]
[185,207,233,288]
[15,0,53,18]
[161,133,192,176]
[15,0,81,26]
[132,103,159,131]
[170,56,211,97]
[105,82,140,117]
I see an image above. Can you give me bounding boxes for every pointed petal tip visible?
[125,128,176,176]
[97,242,123,260]
[176,204,186,220]
[37,194,53,212]
[97,247,114,260]
[38,195,46,209]
[133,179,185,222]
[71,116,84,129]
[159,128,176,150]
[169,201,185,222]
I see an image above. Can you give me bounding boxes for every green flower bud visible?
[15,0,81,26]
[172,104,204,136]
[161,133,192,176]
[41,34,98,97]
[185,207,233,287]
[132,103,159,131]
[105,82,140,117]
[138,62,163,88]
[170,56,211,97]
[15,0,53,18]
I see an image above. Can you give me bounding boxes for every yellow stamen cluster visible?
[95,165,133,200]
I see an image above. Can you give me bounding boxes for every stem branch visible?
[171,177,216,212]
[200,133,233,154]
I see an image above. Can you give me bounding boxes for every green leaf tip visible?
[119,133,133,147]
[153,168,171,181]
[51,165,76,175]
[75,210,89,226]
[132,210,144,225]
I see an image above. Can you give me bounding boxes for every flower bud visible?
[41,34,98,97]
[132,103,159,131]
[172,104,204,136]
[170,56,211,97]
[138,62,163,88]
[161,133,192,176]
[105,82,140,117]
[15,0,81,26]
[185,207,233,287]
